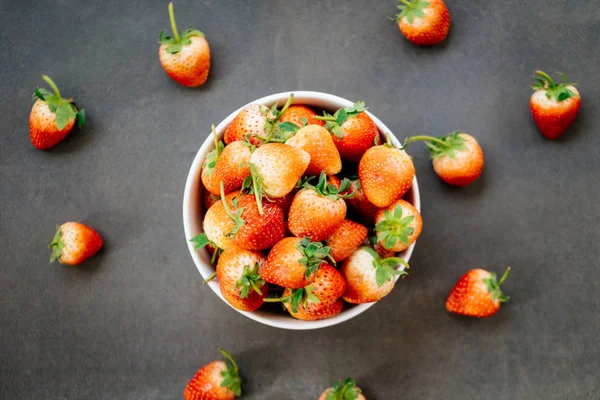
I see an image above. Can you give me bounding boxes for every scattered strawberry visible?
[49,222,102,266]
[446,267,511,318]
[319,377,366,400]
[341,247,408,304]
[394,0,450,46]
[530,70,581,139]
[326,220,368,262]
[279,104,325,128]
[282,289,344,321]
[184,348,241,400]
[30,75,85,149]
[216,247,267,311]
[343,178,379,224]
[286,125,342,176]
[158,2,210,87]
[375,199,422,252]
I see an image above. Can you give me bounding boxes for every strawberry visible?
[279,104,325,128]
[319,378,366,400]
[285,125,342,176]
[373,242,397,259]
[216,247,267,311]
[341,247,408,304]
[405,131,484,187]
[326,220,368,262]
[446,267,511,318]
[374,199,422,252]
[202,189,220,211]
[281,289,344,321]
[315,102,379,162]
[530,70,581,139]
[260,237,334,289]
[288,172,353,242]
[196,191,238,251]
[394,0,450,46]
[49,222,102,266]
[158,2,210,87]
[30,75,85,149]
[343,178,379,224]
[358,137,415,208]
[184,348,241,400]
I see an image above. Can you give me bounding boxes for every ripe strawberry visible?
[394,0,450,46]
[49,222,102,266]
[266,192,293,217]
[286,125,342,176]
[279,104,325,128]
[184,348,241,400]
[202,189,220,211]
[158,2,210,87]
[446,267,511,318]
[530,70,581,139]
[375,199,422,252]
[288,172,353,241]
[358,139,415,208]
[315,102,379,162]
[216,247,267,311]
[30,75,85,149]
[319,377,366,400]
[260,237,334,289]
[326,220,368,262]
[282,289,344,321]
[374,242,397,259]
[406,131,484,187]
[343,178,379,224]
[341,247,408,304]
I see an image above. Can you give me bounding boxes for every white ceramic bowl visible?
[182,91,421,330]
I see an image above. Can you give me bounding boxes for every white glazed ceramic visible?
[182,91,421,330]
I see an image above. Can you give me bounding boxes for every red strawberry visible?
[184,348,241,400]
[341,247,408,304]
[282,290,344,321]
[374,242,397,259]
[279,104,325,128]
[216,247,267,311]
[228,193,285,251]
[30,75,85,149]
[319,378,366,400]
[202,189,220,212]
[285,125,342,176]
[395,0,450,46]
[326,220,368,262]
[260,237,334,289]
[316,102,379,162]
[343,178,379,224]
[358,139,415,208]
[158,2,210,87]
[375,199,422,252]
[446,267,511,318]
[530,70,581,139]
[49,222,102,266]
[266,192,294,217]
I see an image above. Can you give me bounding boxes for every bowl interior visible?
[182,91,421,330]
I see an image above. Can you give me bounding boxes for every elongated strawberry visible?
[158,2,210,87]
[375,199,422,252]
[216,247,267,311]
[286,125,342,176]
[446,267,511,318]
[281,289,344,321]
[358,137,415,208]
[341,247,408,304]
[184,348,241,400]
[319,377,366,400]
[279,104,325,128]
[49,222,102,266]
[326,220,368,262]
[260,237,334,289]
[530,70,581,139]
[343,178,379,224]
[315,102,379,162]
[395,0,450,46]
[30,75,85,149]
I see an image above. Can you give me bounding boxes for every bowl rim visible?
[182,91,421,330]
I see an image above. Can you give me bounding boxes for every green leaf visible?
[182,27,205,39]
[49,226,64,263]
[166,43,182,54]
[336,109,348,126]
[189,233,212,250]
[301,117,308,127]
[375,204,418,250]
[375,266,387,287]
[203,140,224,176]
[76,109,85,128]
[34,88,52,101]
[235,263,264,298]
[296,237,332,279]
[425,131,469,160]
[332,125,344,138]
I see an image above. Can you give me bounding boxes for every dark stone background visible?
[1,0,599,399]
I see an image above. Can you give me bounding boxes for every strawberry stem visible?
[204,271,217,283]
[218,348,239,375]
[400,0,413,6]
[498,266,511,285]
[250,172,264,216]
[262,94,295,143]
[313,115,336,122]
[535,70,556,88]
[406,135,453,148]
[42,75,61,98]
[263,293,293,303]
[219,181,237,221]
[211,124,219,150]
[277,94,294,121]
[168,2,181,42]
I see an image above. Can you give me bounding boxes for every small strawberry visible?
[343,178,379,224]
[358,137,415,208]
[319,377,366,400]
[326,220,368,262]
[281,289,344,321]
[30,75,85,149]
[446,267,511,318]
[194,191,239,251]
[315,102,379,162]
[288,172,354,242]
[394,0,450,46]
[184,348,241,400]
[530,70,581,139]
[374,199,422,252]
[341,247,408,304]
[216,247,267,311]
[49,222,102,266]
[202,189,220,211]
[286,125,342,176]
[158,2,210,87]
[279,104,325,128]
[260,237,334,289]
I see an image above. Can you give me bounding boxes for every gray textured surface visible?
[1,0,599,399]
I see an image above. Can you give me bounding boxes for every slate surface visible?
[1,0,599,399]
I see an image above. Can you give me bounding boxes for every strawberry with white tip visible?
[184,348,241,400]
[49,222,102,266]
[216,247,267,312]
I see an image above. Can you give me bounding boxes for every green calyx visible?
[361,246,408,287]
[326,377,362,400]
[203,125,224,176]
[257,94,296,144]
[395,0,431,23]
[241,162,266,216]
[375,205,415,249]
[34,75,85,130]
[220,182,245,238]
[531,70,577,102]
[286,285,321,313]
[482,267,511,302]
[296,237,335,279]
[236,263,265,298]
[189,233,220,264]
[218,348,242,397]
[314,101,366,138]
[405,132,468,159]
[158,2,204,54]
[48,226,65,263]
[301,172,355,201]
